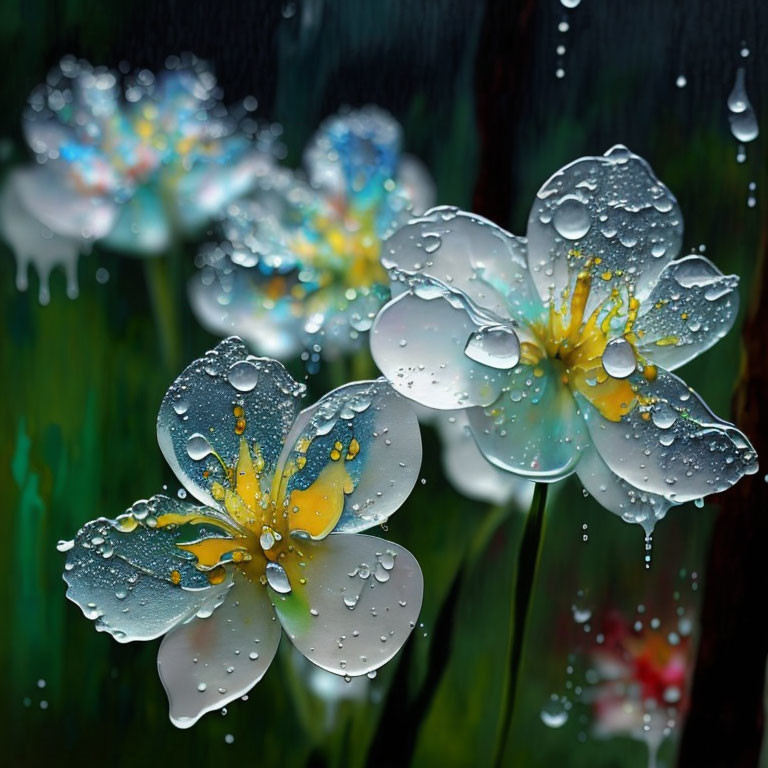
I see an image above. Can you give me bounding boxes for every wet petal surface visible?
[526,145,683,313]
[575,443,671,533]
[14,163,117,240]
[371,290,515,409]
[157,568,281,728]
[157,337,305,507]
[276,379,422,535]
[63,495,234,642]
[635,255,739,370]
[382,206,541,323]
[467,360,589,480]
[579,368,758,503]
[272,533,422,676]
[101,186,172,255]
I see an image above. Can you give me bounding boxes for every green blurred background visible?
[0,1,766,766]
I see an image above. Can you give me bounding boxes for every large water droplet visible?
[601,337,636,379]
[228,361,259,392]
[464,326,520,370]
[187,433,213,461]
[727,68,759,143]
[265,562,292,594]
[552,197,591,240]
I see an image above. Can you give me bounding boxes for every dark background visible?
[0,1,766,766]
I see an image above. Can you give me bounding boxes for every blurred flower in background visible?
[371,147,758,535]
[0,53,274,302]
[586,611,691,767]
[190,106,434,364]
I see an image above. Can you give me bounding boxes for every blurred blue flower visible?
[190,106,434,361]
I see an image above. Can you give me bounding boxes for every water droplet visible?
[224,734,235,744]
[560,0,580,8]
[56,539,74,552]
[601,337,636,379]
[265,562,291,594]
[727,68,759,143]
[228,361,259,392]
[464,325,520,370]
[187,433,213,461]
[676,75,687,88]
[552,197,590,239]
[540,698,569,728]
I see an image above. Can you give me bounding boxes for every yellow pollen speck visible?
[296,456,307,470]
[601,271,613,281]
[641,411,652,421]
[643,364,658,381]
[346,438,360,460]
[681,312,688,320]
[170,569,181,585]
[235,417,247,435]
[233,405,244,418]
[533,367,545,378]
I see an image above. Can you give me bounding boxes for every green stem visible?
[494,482,549,768]
[143,254,180,372]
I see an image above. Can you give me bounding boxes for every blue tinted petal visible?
[527,145,683,313]
[102,186,171,255]
[275,379,422,535]
[62,495,234,643]
[157,337,306,507]
[467,360,589,480]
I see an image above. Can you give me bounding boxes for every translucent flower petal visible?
[157,337,305,507]
[635,255,739,371]
[381,206,541,323]
[189,246,305,359]
[272,533,422,676]
[13,163,117,241]
[62,495,234,643]
[466,360,589,480]
[430,409,535,506]
[101,186,171,255]
[575,443,671,533]
[304,106,401,207]
[578,368,758,503]
[157,569,281,728]
[526,145,683,313]
[0,172,83,304]
[174,150,274,234]
[276,379,422,535]
[371,290,515,409]
[396,154,436,215]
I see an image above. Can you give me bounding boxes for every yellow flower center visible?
[155,406,360,590]
[525,252,659,422]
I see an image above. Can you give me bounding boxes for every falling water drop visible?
[727,68,759,143]
[736,144,746,163]
[540,696,569,728]
[675,75,687,88]
[560,0,581,8]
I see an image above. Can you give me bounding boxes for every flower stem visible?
[143,253,180,372]
[495,481,549,767]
